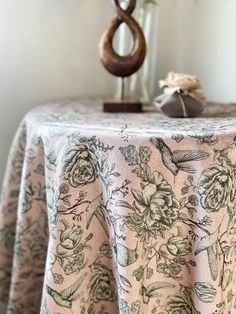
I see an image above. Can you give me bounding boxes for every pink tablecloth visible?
[1,99,236,314]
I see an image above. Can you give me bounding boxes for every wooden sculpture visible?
[99,0,147,112]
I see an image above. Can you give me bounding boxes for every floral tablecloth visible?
[1,99,236,314]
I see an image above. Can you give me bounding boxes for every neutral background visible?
[0,0,236,184]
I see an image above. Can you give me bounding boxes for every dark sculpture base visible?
[103,101,143,113]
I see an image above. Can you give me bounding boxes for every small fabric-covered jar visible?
[154,72,207,118]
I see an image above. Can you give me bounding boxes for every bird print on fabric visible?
[46,273,87,308]
[150,137,209,176]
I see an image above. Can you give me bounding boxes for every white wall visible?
[0,0,236,183]
[158,0,236,103]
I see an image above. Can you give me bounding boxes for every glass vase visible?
[114,0,159,104]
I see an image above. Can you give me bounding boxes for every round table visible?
[1,99,236,314]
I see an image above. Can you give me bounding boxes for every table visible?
[1,99,236,314]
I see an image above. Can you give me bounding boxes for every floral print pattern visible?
[165,293,198,314]
[0,100,236,313]
[166,235,192,256]
[63,143,98,187]
[88,262,117,303]
[126,172,180,242]
[198,164,235,211]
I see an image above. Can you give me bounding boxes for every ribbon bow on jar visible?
[154,72,207,118]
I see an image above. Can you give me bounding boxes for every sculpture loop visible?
[99,0,146,77]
